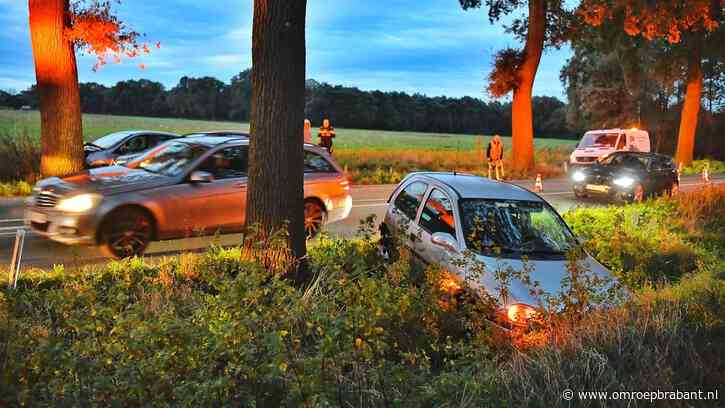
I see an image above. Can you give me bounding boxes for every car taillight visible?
[506,303,537,325]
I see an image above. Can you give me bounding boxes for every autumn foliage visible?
[67,1,157,70]
[578,0,722,43]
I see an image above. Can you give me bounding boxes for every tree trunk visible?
[511,0,545,173]
[675,37,703,167]
[247,0,307,279]
[28,0,85,178]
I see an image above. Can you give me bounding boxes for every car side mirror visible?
[431,232,458,252]
[190,171,214,183]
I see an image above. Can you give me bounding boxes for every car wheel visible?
[304,199,326,239]
[669,182,679,197]
[573,188,588,198]
[378,224,394,261]
[99,207,153,259]
[633,183,645,203]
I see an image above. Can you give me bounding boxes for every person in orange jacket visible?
[303,119,312,144]
[318,118,336,153]
[487,134,505,180]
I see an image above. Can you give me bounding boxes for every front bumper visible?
[573,183,635,201]
[327,195,353,224]
[24,207,100,246]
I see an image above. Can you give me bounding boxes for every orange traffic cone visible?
[702,163,711,184]
[534,174,543,192]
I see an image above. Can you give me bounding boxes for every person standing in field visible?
[318,118,336,153]
[487,134,505,180]
[303,119,312,144]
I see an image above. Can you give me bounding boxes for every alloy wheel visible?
[101,209,152,258]
[304,200,325,239]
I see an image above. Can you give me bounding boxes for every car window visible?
[305,151,336,173]
[146,134,171,147]
[460,199,576,258]
[120,135,149,154]
[622,154,647,169]
[600,153,624,166]
[393,181,428,220]
[419,189,456,237]
[653,156,673,170]
[198,146,249,180]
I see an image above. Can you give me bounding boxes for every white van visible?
[569,128,650,166]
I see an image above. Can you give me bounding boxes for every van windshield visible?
[578,133,620,149]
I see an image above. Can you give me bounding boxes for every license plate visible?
[586,184,609,193]
[28,211,47,224]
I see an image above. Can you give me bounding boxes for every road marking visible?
[0,218,24,223]
[351,203,388,208]
[0,225,26,231]
[354,198,390,203]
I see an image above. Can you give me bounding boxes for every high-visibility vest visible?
[488,141,503,161]
[318,126,336,139]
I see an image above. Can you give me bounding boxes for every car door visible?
[649,156,675,193]
[386,180,429,251]
[303,150,343,202]
[414,187,460,270]
[187,145,249,234]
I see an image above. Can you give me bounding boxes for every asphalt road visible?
[2,174,722,270]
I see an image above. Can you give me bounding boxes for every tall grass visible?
[0,129,40,182]
[337,146,570,184]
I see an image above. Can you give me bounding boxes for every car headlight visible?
[56,193,102,213]
[571,171,586,182]
[613,176,635,188]
[506,303,537,325]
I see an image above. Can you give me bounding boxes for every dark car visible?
[571,152,678,202]
[84,130,180,168]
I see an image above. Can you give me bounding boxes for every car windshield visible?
[136,141,208,177]
[579,133,620,149]
[459,199,577,258]
[91,131,133,149]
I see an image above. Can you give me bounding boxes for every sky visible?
[0,0,572,100]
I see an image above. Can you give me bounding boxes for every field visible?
[0,110,575,185]
[0,109,575,150]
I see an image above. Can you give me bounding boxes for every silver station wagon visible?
[26,136,352,258]
[380,172,614,326]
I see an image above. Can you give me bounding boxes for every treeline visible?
[0,69,576,138]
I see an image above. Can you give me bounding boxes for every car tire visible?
[304,199,327,239]
[378,224,394,262]
[99,207,153,259]
[633,183,645,203]
[573,189,588,198]
[669,182,679,197]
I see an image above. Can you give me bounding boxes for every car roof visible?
[124,130,180,137]
[177,137,329,154]
[409,172,543,202]
[183,130,249,138]
[180,135,247,146]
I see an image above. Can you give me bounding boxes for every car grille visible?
[35,192,59,208]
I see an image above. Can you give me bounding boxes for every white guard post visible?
[8,229,26,289]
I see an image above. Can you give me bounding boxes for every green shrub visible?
[682,159,725,176]
[0,240,502,406]
[564,187,725,288]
